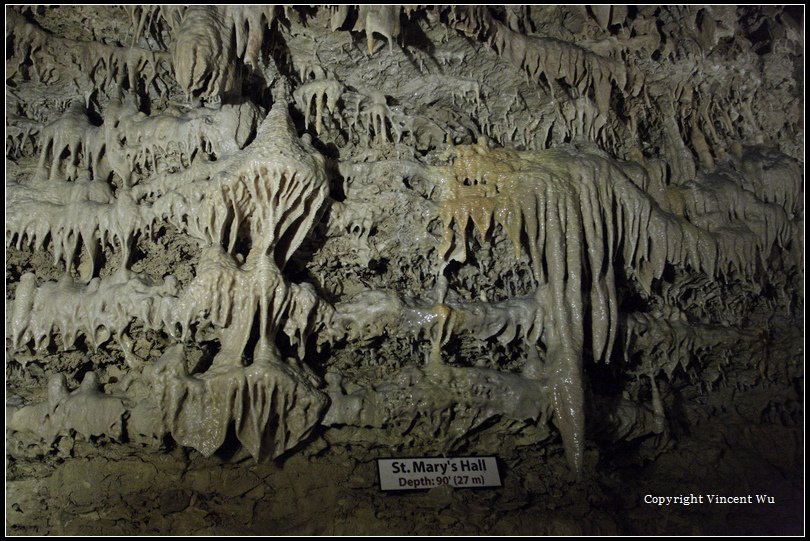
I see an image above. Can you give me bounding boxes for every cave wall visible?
[5,5,804,535]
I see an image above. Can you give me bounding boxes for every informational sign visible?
[378,456,502,491]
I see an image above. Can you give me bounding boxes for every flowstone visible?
[6,5,804,536]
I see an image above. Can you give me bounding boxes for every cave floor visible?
[6,409,802,536]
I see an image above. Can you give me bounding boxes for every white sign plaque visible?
[378,456,502,491]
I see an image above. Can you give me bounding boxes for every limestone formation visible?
[5,5,803,536]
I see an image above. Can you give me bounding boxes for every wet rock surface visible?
[6,5,803,535]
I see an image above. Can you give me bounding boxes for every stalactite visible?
[344,91,407,146]
[149,103,329,262]
[294,79,343,135]
[147,345,327,460]
[170,5,278,96]
[228,6,277,70]
[5,8,803,505]
[7,10,171,95]
[445,6,627,115]
[430,139,801,472]
[105,98,262,183]
[173,246,322,368]
[8,270,178,364]
[329,6,350,31]
[6,114,41,158]
[7,372,127,445]
[171,6,235,97]
[323,361,553,452]
[126,5,186,46]
[31,89,259,189]
[355,5,402,55]
[624,311,762,382]
[37,100,107,182]
[6,179,145,273]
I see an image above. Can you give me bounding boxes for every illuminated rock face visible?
[5,5,803,535]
